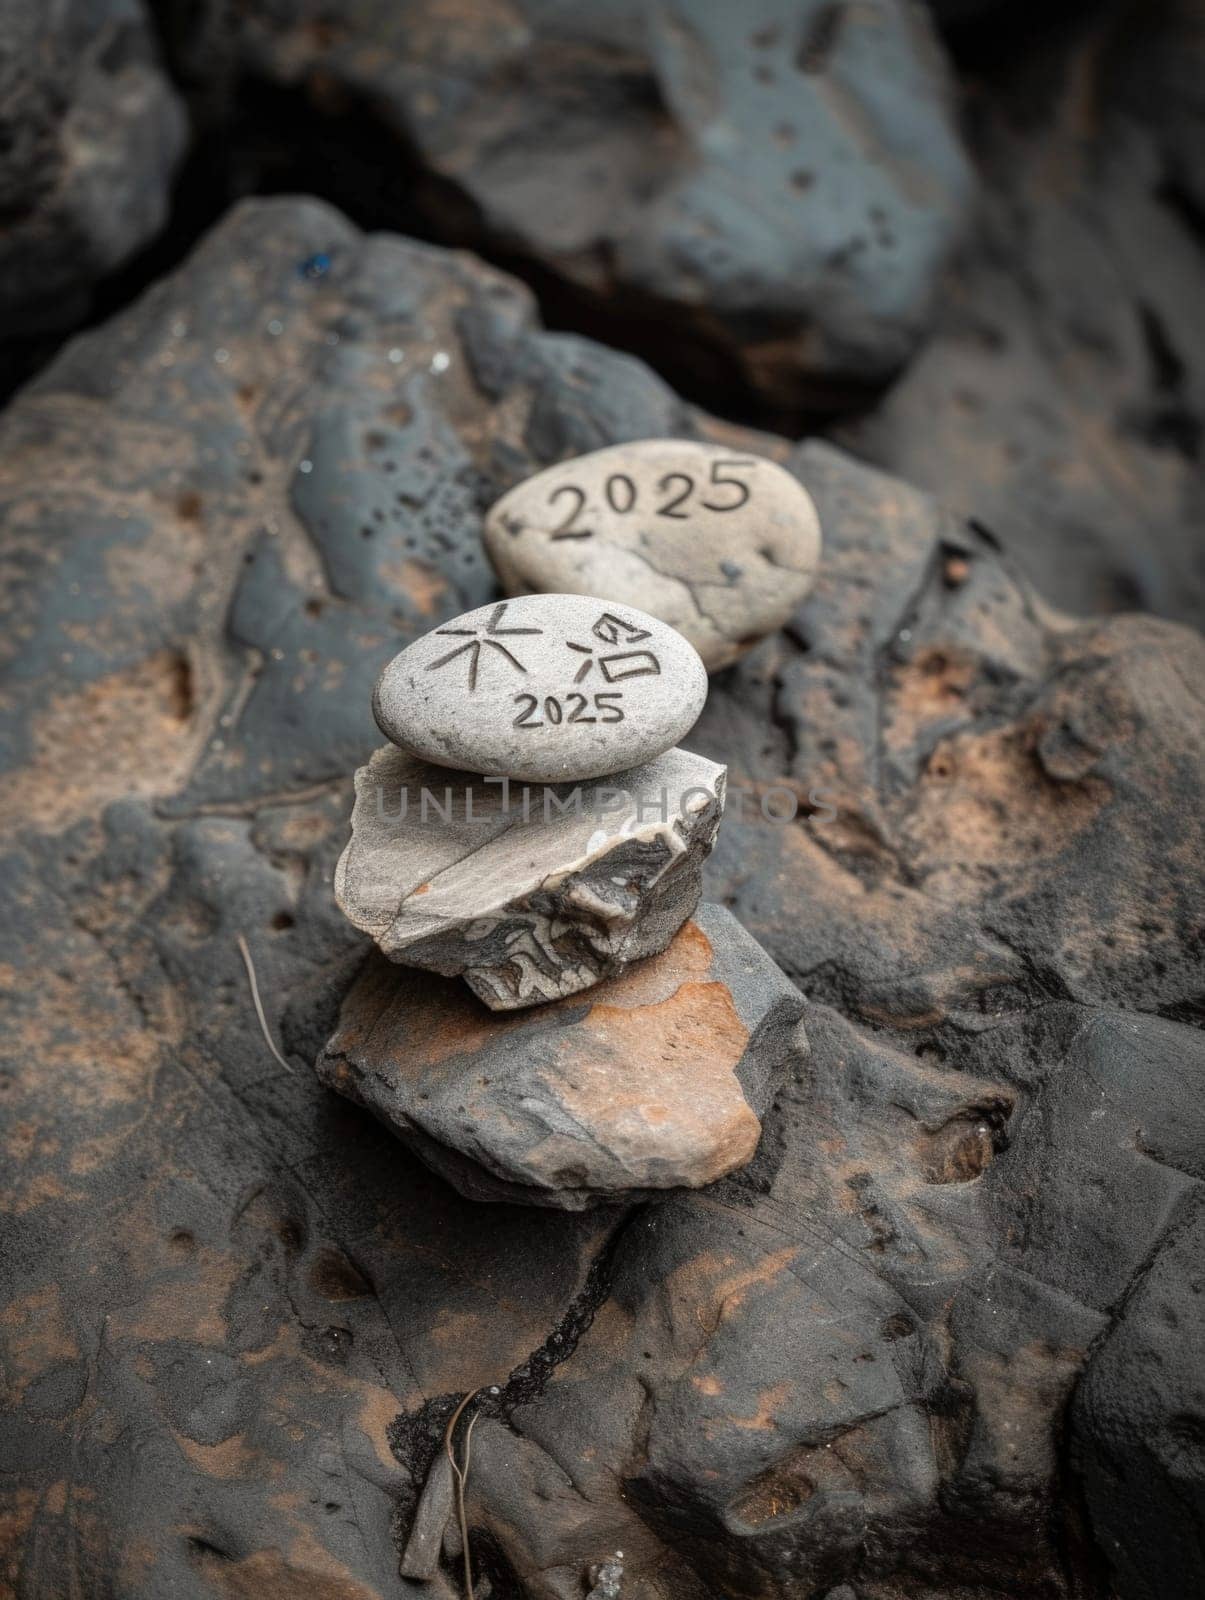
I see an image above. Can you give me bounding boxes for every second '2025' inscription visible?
[511,609,660,729]
[513,691,624,727]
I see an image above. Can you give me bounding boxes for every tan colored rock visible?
[315,906,808,1208]
[334,743,726,1010]
[484,440,822,670]
[373,593,707,783]
[400,1453,454,1580]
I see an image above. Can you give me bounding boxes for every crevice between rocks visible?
[0,58,841,433]
[389,1200,645,1487]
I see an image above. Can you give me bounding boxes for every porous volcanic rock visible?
[836,1,1205,627]
[155,0,973,406]
[701,437,1205,1028]
[0,0,186,338]
[317,905,806,1208]
[0,197,1201,1599]
[335,743,725,1009]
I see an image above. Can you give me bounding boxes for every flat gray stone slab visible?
[335,743,726,1009]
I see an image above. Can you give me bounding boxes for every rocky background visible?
[0,3,1202,1599]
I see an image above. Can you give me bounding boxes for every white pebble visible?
[484,439,821,672]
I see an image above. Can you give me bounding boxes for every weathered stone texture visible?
[0,0,186,337]
[155,0,973,405]
[335,743,725,1009]
[0,197,1201,1599]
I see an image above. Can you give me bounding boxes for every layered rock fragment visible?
[335,743,725,1009]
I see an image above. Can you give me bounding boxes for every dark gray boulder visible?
[0,0,186,337]
[835,0,1205,628]
[155,0,973,407]
[0,196,1200,1599]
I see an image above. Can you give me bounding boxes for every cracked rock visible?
[316,904,807,1208]
[484,440,822,670]
[334,743,726,1009]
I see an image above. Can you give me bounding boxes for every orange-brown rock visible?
[317,907,806,1208]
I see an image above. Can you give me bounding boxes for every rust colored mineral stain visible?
[726,1380,793,1432]
[591,919,716,1009]
[664,1244,799,1337]
[0,1286,80,1402]
[922,1116,997,1183]
[382,557,448,617]
[171,1431,258,1479]
[328,917,770,1195]
[0,649,206,833]
[582,976,748,1070]
[183,1541,382,1600]
[547,978,757,1182]
[361,920,722,1073]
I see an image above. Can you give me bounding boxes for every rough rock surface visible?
[0,0,186,339]
[0,197,1202,1599]
[836,2,1205,628]
[156,0,973,406]
[317,905,806,1208]
[484,439,822,670]
[335,743,725,1009]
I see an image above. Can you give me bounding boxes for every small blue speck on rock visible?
[299,253,332,280]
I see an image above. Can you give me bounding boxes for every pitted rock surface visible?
[155,0,973,405]
[0,196,1201,1599]
[317,905,806,1208]
[335,743,725,1009]
[837,1,1205,629]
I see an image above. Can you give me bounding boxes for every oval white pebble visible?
[483,439,821,670]
[373,594,708,782]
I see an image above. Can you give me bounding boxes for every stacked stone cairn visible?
[318,442,821,1211]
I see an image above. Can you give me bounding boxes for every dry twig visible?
[445,1388,482,1600]
[236,933,295,1075]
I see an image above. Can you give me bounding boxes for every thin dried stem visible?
[236,933,295,1075]
[445,1388,482,1600]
